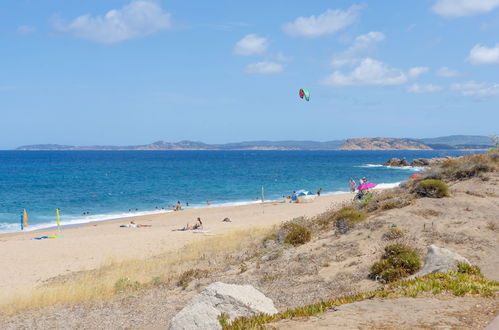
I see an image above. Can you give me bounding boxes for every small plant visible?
[218,313,230,327]
[382,227,405,240]
[114,277,141,293]
[370,244,421,283]
[486,221,497,231]
[457,263,482,276]
[239,262,248,274]
[177,269,209,289]
[151,276,162,285]
[282,222,312,247]
[412,179,449,198]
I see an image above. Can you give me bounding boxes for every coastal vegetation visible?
[370,244,421,283]
[411,179,449,198]
[382,227,405,240]
[223,268,498,329]
[282,222,312,247]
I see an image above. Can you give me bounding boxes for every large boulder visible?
[411,245,470,278]
[167,282,278,330]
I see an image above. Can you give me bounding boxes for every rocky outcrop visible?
[382,157,457,167]
[411,245,470,278]
[167,282,278,330]
[382,158,410,167]
[339,138,432,150]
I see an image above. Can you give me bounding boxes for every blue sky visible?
[1,0,498,148]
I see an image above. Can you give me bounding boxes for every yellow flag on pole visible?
[56,208,61,228]
[23,209,28,228]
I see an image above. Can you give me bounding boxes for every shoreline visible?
[0,191,357,301]
[0,182,403,236]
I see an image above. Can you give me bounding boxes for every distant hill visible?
[339,138,432,150]
[16,140,345,151]
[15,135,493,151]
[417,135,493,149]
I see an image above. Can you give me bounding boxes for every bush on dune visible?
[282,222,312,247]
[370,244,421,283]
[411,179,449,198]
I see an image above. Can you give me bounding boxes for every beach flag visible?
[56,208,61,228]
[22,208,28,230]
[261,186,264,202]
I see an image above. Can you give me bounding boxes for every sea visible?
[0,150,478,233]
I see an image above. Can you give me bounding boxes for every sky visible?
[1,0,498,148]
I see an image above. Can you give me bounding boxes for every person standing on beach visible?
[174,201,182,211]
[349,178,356,193]
[317,188,322,196]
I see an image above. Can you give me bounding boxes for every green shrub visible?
[370,244,421,283]
[283,223,311,246]
[114,277,141,293]
[177,269,209,289]
[382,227,405,240]
[335,207,367,225]
[457,263,482,276]
[412,179,449,198]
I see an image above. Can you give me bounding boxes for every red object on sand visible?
[409,174,422,179]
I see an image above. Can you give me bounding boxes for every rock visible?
[335,218,352,235]
[382,157,410,167]
[411,158,430,167]
[411,245,470,278]
[167,282,278,330]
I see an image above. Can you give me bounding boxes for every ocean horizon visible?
[0,150,476,233]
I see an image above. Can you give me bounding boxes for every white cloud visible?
[245,61,284,75]
[437,66,459,77]
[331,31,385,67]
[408,66,429,78]
[17,25,36,34]
[54,0,171,44]
[233,34,268,56]
[322,58,409,86]
[407,84,443,93]
[451,81,499,97]
[432,0,499,17]
[283,5,363,38]
[467,44,499,65]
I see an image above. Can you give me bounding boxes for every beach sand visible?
[0,193,352,302]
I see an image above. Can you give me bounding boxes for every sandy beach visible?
[0,193,352,302]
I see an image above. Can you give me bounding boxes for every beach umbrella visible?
[358,182,377,190]
[409,174,422,179]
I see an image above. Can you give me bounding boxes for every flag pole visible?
[261,186,265,214]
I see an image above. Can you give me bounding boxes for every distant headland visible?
[15,135,493,151]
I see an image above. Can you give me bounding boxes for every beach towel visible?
[34,236,63,240]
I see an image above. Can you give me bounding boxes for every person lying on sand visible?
[120,221,152,228]
[222,217,232,222]
[193,217,203,230]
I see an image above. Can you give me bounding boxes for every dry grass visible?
[0,227,273,316]
[409,209,443,219]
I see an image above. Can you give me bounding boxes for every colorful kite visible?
[299,88,310,101]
